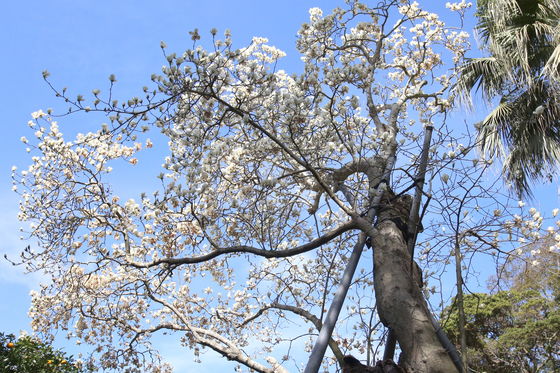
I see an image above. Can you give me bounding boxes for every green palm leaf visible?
[456,0,560,197]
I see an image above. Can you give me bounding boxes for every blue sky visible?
[1,1,559,372]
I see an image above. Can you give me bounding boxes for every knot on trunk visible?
[375,190,422,241]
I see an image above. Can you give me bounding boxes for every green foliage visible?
[456,0,560,197]
[441,246,560,372]
[0,332,87,373]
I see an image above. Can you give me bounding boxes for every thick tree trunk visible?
[372,200,456,373]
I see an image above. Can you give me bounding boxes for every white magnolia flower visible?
[31,110,46,120]
[529,207,537,215]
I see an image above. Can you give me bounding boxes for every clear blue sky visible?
[1,1,558,372]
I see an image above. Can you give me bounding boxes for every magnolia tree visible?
[10,0,560,372]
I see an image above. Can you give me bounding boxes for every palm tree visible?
[457,0,560,197]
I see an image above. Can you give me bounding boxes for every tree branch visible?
[125,218,364,268]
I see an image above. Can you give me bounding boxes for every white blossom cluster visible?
[416,168,560,305]
[10,1,484,372]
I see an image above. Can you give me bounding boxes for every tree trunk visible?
[372,199,457,373]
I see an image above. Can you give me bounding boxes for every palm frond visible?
[492,82,560,197]
[543,42,560,86]
[477,99,514,160]
[502,128,560,197]
[459,0,560,198]
[456,57,508,102]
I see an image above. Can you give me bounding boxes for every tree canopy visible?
[456,0,560,197]
[0,332,87,373]
[9,1,560,372]
[441,242,560,372]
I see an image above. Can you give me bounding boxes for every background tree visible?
[456,0,560,197]
[441,234,560,372]
[0,332,87,373]
[12,1,553,372]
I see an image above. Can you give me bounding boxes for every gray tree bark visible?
[371,195,457,373]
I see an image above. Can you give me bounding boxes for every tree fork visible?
[380,125,461,372]
[304,154,396,373]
